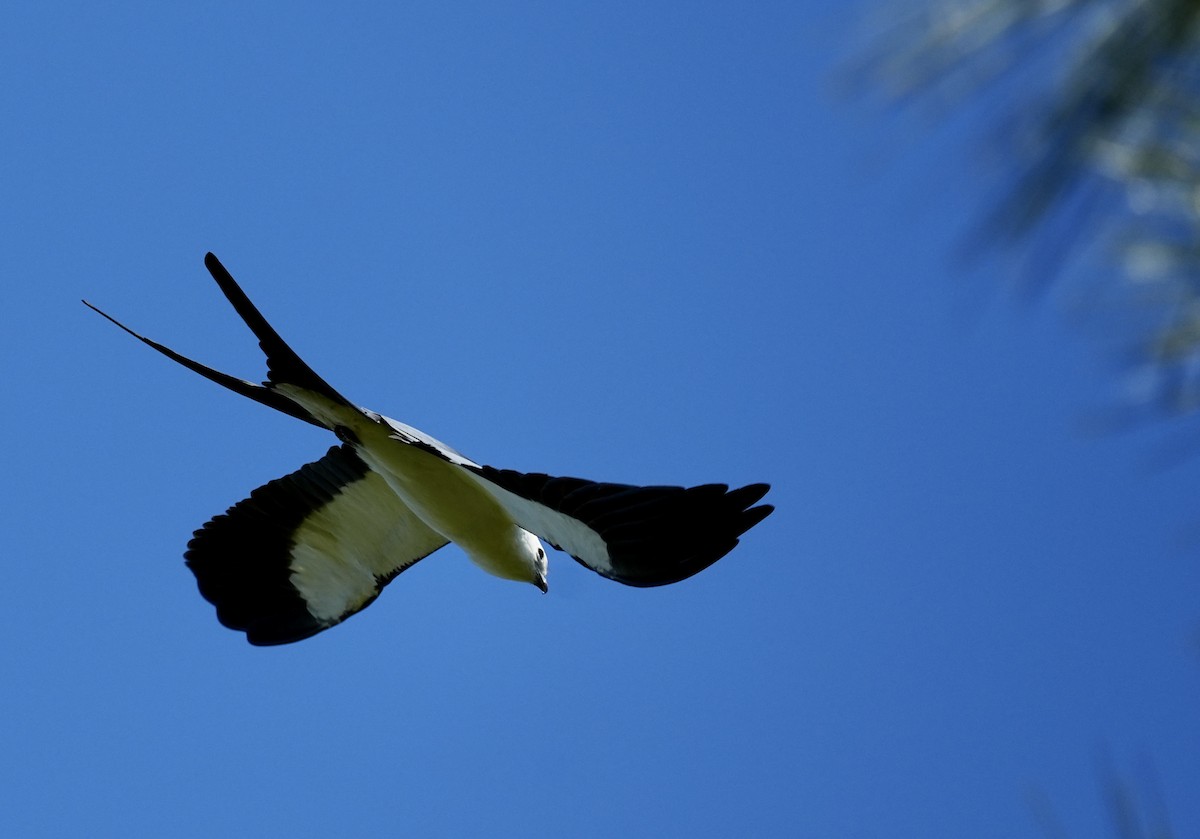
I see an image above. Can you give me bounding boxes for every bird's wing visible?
[467,466,773,587]
[186,444,449,645]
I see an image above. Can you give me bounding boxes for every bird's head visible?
[521,529,549,593]
[467,527,548,592]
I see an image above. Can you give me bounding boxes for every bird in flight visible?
[84,254,774,645]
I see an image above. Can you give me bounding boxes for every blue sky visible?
[2,2,1197,837]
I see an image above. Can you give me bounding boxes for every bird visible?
[84,253,774,646]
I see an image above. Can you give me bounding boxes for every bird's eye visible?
[537,547,545,561]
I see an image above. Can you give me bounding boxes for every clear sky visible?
[2,3,1197,837]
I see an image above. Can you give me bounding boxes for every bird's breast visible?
[355,423,534,583]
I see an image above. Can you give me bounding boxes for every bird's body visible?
[281,385,547,588]
[85,254,773,645]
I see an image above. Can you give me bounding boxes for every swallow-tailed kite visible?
[84,254,774,645]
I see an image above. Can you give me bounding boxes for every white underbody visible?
[279,385,546,586]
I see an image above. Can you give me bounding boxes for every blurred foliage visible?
[1102,767,1177,839]
[858,0,1200,420]
[1028,763,1177,839]
[859,5,1194,836]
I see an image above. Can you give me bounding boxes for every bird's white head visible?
[522,529,549,593]
[467,527,548,593]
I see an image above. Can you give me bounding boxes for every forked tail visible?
[83,253,354,428]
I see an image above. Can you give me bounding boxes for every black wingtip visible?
[728,482,771,509]
[609,481,773,585]
[739,503,774,535]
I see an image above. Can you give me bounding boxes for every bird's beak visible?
[535,577,548,594]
